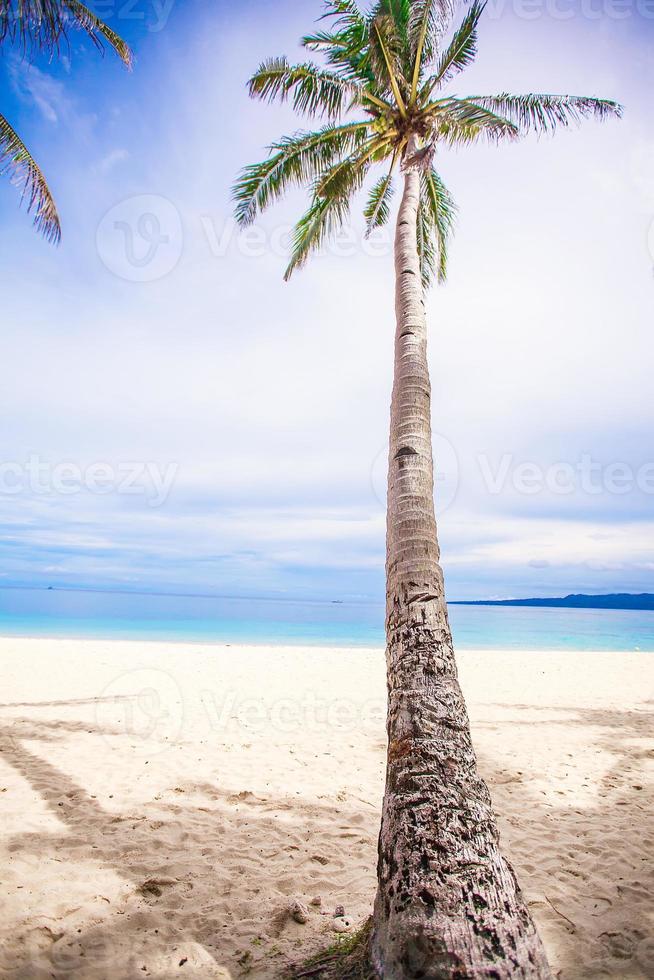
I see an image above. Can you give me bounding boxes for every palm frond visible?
[466,93,623,135]
[283,131,391,279]
[248,57,362,120]
[374,0,411,61]
[233,123,370,226]
[318,0,366,33]
[432,98,519,144]
[316,136,385,199]
[235,0,622,282]
[370,14,408,114]
[302,29,370,83]
[284,192,351,280]
[408,0,456,98]
[424,0,485,97]
[364,158,397,234]
[0,0,131,64]
[420,166,456,283]
[62,0,132,66]
[303,0,374,84]
[0,0,66,53]
[0,111,61,243]
[416,194,437,289]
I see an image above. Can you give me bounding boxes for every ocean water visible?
[0,587,652,651]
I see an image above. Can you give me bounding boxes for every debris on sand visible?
[290,901,310,924]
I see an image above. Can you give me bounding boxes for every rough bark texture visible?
[371,168,551,980]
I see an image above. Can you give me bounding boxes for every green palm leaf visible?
[284,193,351,280]
[420,167,456,283]
[233,123,369,226]
[433,98,519,144]
[466,93,623,135]
[235,0,622,290]
[0,112,61,243]
[62,0,132,66]
[364,164,396,234]
[0,0,132,64]
[0,0,61,51]
[408,0,456,98]
[375,0,412,62]
[424,0,485,96]
[318,0,367,36]
[0,1,130,242]
[416,193,436,288]
[0,0,68,52]
[303,0,374,85]
[315,137,382,199]
[285,136,390,278]
[369,13,409,109]
[248,57,361,119]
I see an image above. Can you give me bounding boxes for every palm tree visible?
[0,0,131,242]
[233,1,621,975]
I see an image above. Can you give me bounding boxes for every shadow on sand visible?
[0,697,652,978]
[473,701,653,980]
[0,705,376,979]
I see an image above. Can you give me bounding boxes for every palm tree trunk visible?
[371,165,551,979]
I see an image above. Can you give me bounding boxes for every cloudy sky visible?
[0,0,652,601]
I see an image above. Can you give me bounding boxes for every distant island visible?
[451,594,654,611]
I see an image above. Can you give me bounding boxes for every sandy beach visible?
[0,638,652,979]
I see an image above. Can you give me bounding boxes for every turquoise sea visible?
[0,587,652,651]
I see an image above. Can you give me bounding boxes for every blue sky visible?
[0,0,653,601]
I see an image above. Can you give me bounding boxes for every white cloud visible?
[96,148,130,174]
[8,60,69,123]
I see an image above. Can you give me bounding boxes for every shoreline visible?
[1,631,653,653]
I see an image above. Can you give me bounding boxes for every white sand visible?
[0,638,652,979]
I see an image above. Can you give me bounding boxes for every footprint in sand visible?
[137,877,178,900]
